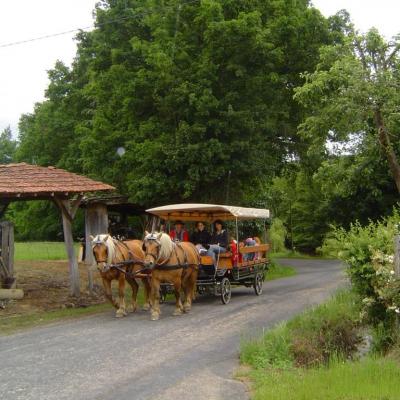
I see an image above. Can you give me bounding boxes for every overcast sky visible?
[1,0,399,137]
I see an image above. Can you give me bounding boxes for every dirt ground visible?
[1,260,107,316]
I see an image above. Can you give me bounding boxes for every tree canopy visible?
[16,0,335,207]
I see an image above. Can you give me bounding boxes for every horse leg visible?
[183,266,197,313]
[172,275,183,316]
[126,275,139,313]
[102,277,118,309]
[150,276,161,321]
[115,274,127,318]
[142,277,151,311]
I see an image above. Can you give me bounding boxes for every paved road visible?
[0,259,345,400]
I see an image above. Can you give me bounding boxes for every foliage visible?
[268,133,398,252]
[5,201,84,241]
[16,0,336,205]
[266,260,296,281]
[0,126,17,164]
[269,218,287,252]
[241,290,360,369]
[320,212,400,329]
[267,169,330,252]
[294,24,400,193]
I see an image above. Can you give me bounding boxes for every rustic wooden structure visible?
[0,163,114,297]
[0,221,14,286]
[81,195,146,265]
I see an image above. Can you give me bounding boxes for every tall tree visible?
[0,126,17,164]
[294,19,400,193]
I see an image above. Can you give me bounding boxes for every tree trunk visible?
[374,109,400,194]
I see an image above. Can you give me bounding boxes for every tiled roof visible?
[0,163,114,198]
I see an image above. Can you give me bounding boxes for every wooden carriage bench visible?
[200,244,269,268]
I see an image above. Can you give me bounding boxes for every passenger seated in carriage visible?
[191,221,211,254]
[207,219,229,263]
[169,220,189,242]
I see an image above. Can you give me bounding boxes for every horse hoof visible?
[150,313,160,321]
[173,309,183,316]
[183,306,191,313]
[142,303,151,311]
[127,304,137,313]
[116,309,127,318]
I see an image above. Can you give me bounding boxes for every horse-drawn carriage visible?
[146,203,270,305]
[91,203,270,320]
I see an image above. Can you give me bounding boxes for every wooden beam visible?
[0,288,23,300]
[70,194,83,220]
[54,197,80,297]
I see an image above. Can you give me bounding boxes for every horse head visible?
[142,231,164,269]
[91,234,112,273]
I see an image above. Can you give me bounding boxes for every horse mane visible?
[145,231,174,260]
[158,232,174,259]
[92,234,116,264]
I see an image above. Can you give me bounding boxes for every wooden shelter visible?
[80,195,145,265]
[0,163,114,296]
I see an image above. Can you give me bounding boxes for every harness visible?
[144,235,190,270]
[93,238,146,278]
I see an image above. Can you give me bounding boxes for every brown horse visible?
[91,234,151,317]
[142,232,199,321]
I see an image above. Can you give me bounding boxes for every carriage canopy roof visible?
[146,203,270,221]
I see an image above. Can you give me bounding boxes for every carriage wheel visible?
[253,272,263,296]
[220,277,231,305]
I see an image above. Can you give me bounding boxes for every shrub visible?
[241,290,361,369]
[320,211,400,331]
[269,218,287,253]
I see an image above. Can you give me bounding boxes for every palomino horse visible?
[142,232,199,321]
[91,234,151,317]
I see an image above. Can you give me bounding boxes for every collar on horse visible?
[95,237,144,274]
[144,234,189,270]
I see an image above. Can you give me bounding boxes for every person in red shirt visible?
[169,220,189,242]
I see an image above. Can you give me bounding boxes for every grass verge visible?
[248,357,400,400]
[1,288,145,336]
[0,303,111,335]
[266,261,296,281]
[240,290,400,399]
[270,250,336,260]
[15,242,80,261]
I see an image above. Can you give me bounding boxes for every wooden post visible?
[0,221,14,286]
[54,196,82,297]
[84,203,108,293]
[84,204,109,265]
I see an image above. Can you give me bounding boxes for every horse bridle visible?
[143,235,164,268]
[92,240,110,272]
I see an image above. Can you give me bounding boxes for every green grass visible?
[14,242,80,261]
[269,250,336,260]
[1,287,146,335]
[238,290,400,400]
[241,290,360,369]
[266,262,297,281]
[0,303,111,335]
[250,357,400,400]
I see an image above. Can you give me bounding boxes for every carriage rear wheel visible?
[220,277,231,304]
[254,272,263,296]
